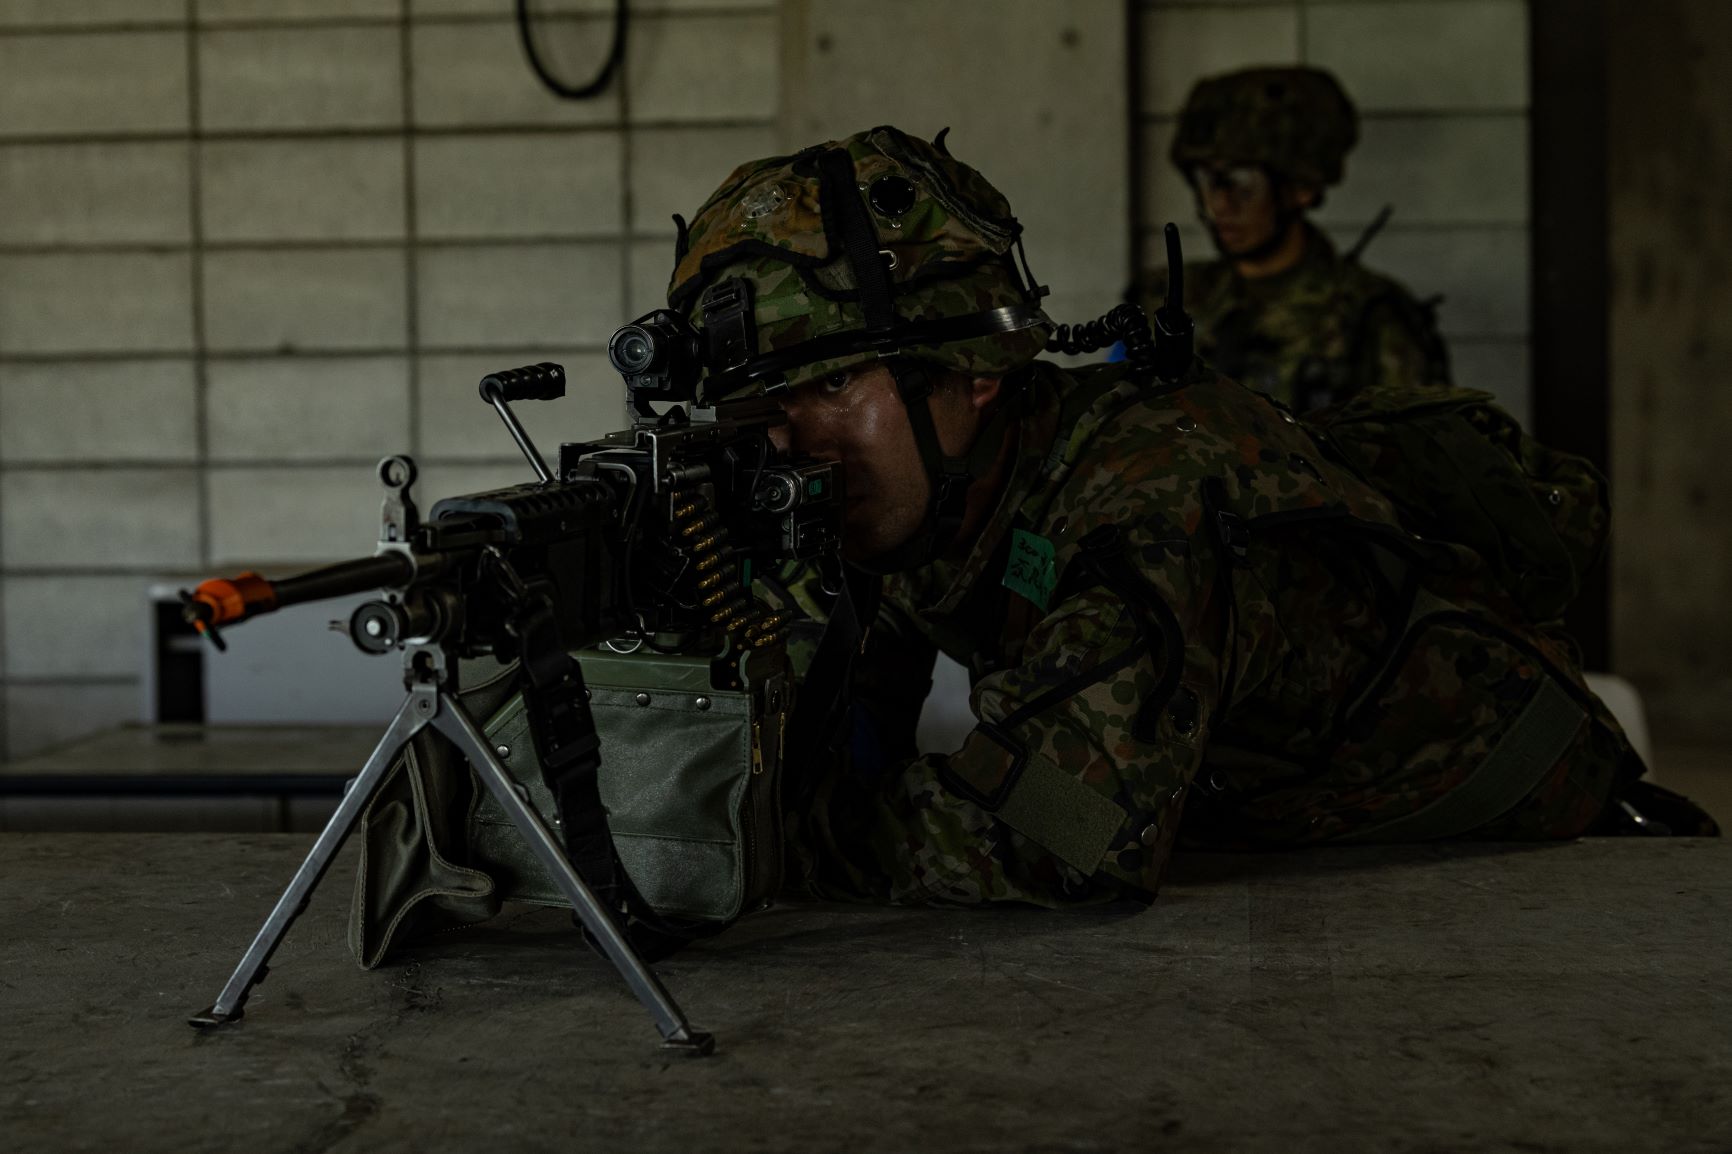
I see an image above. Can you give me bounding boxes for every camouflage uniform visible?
[1141,227,1450,411]
[1140,66,1450,411]
[670,126,1638,909]
[780,361,1637,904]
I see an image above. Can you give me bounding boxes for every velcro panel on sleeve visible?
[941,726,1127,875]
[997,748,1127,874]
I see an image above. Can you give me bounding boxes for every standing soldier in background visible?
[1141,66,1451,411]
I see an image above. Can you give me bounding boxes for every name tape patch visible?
[1003,529,1058,612]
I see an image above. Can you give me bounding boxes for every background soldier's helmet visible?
[1170,66,1359,187]
[666,125,1053,402]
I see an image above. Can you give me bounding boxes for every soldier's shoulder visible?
[1044,359,1284,456]
[1037,362,1322,530]
[1324,250,1434,316]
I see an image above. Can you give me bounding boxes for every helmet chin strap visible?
[853,360,1015,576]
[796,143,1022,575]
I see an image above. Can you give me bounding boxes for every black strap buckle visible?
[701,278,756,373]
[1078,523,1122,558]
[940,721,1028,811]
[1214,509,1250,567]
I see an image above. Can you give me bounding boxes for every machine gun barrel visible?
[273,553,418,606]
[181,552,416,650]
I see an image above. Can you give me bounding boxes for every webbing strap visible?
[817,147,895,333]
[860,361,1017,574]
[894,362,971,534]
[504,606,728,957]
[1337,675,1586,843]
[784,560,882,775]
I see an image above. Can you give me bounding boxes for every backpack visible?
[1306,383,1608,626]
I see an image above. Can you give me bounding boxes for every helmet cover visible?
[666,125,1052,400]
[1171,67,1358,187]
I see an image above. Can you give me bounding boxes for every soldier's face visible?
[1193,166,1319,256]
[767,362,995,562]
[1193,165,1280,254]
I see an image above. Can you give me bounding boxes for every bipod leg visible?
[429,693,715,1056]
[188,688,435,1027]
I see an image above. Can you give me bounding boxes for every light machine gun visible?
[181,315,840,1056]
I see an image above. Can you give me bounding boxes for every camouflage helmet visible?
[1171,67,1359,187]
[666,125,1053,401]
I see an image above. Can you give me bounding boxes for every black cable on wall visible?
[516,0,628,101]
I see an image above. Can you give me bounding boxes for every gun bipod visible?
[186,640,714,1057]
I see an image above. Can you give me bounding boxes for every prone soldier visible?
[669,125,1713,907]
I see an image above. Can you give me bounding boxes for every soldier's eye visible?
[820,371,851,394]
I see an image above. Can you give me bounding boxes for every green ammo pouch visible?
[349,647,788,967]
[469,649,787,921]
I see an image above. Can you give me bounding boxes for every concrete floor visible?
[2,835,1728,1152]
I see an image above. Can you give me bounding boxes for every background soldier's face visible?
[1193,165,1280,254]
[766,363,991,562]
[1192,165,1318,257]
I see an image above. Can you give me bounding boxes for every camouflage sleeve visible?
[1360,289,1452,394]
[754,559,833,682]
[792,524,1225,907]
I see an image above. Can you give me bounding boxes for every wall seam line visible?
[402,0,421,463]
[187,0,212,577]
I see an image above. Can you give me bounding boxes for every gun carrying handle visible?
[479,365,562,484]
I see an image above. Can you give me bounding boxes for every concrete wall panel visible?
[0,252,194,354]
[198,26,403,132]
[1140,5,1301,116]
[1,576,148,678]
[411,19,619,128]
[627,14,778,122]
[202,249,409,352]
[629,238,677,317]
[0,469,201,570]
[196,0,401,22]
[1345,226,1529,338]
[201,139,406,243]
[1305,0,1528,112]
[415,243,622,347]
[206,357,410,462]
[0,142,190,245]
[629,125,778,237]
[0,361,198,464]
[0,1,181,26]
[206,465,381,565]
[1315,114,1530,228]
[412,0,771,11]
[414,132,624,239]
[0,32,187,137]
